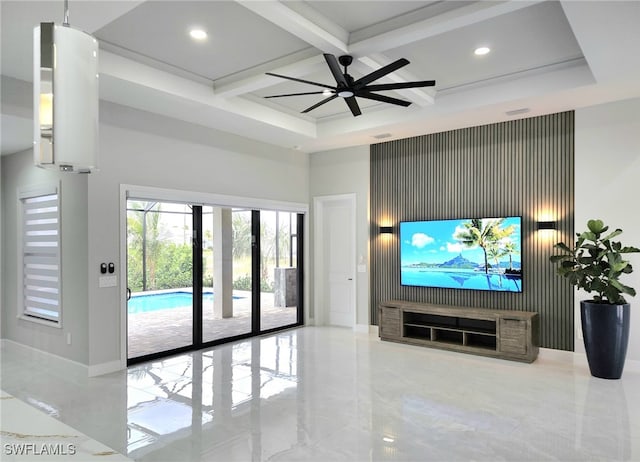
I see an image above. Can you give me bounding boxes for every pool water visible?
[128,291,240,314]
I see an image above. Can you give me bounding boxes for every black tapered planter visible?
[581,301,630,379]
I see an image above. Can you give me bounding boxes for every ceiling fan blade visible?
[363,80,436,92]
[356,91,411,107]
[266,72,335,90]
[344,96,362,117]
[353,58,410,88]
[302,94,338,113]
[265,91,328,98]
[324,54,348,87]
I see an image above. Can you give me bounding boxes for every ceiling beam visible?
[235,0,349,56]
[223,0,542,105]
[214,52,324,98]
[99,51,317,138]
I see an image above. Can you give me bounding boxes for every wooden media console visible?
[379,300,539,363]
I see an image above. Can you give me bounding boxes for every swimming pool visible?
[128,291,241,314]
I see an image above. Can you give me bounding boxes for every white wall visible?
[309,146,370,327]
[87,102,309,368]
[575,97,640,361]
[1,150,89,363]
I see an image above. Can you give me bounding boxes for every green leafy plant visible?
[550,219,640,304]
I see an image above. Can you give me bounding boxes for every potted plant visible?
[550,219,639,379]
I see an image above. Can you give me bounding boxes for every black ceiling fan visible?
[264,53,435,117]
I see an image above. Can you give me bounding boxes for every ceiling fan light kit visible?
[265,53,436,117]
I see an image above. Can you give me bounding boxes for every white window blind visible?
[20,187,61,323]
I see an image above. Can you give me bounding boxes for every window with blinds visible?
[20,185,61,324]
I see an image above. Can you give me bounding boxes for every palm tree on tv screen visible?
[502,239,520,270]
[454,218,507,274]
[486,243,507,272]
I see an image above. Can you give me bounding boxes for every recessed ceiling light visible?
[189,28,207,41]
[474,46,490,56]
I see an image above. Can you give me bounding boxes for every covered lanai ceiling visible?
[2,1,640,155]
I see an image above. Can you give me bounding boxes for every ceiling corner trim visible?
[235,0,349,55]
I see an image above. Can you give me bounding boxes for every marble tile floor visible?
[1,326,639,461]
[1,390,131,461]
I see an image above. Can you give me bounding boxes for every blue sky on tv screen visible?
[400,217,522,267]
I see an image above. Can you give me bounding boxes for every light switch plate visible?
[99,275,117,288]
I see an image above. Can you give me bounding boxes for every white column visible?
[213,207,233,318]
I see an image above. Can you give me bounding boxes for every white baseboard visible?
[88,360,125,377]
[622,358,640,373]
[1,338,125,377]
[538,347,576,363]
[1,338,87,378]
[538,347,640,374]
[354,324,379,336]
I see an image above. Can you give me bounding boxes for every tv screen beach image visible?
[400,217,522,292]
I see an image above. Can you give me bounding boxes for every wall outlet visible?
[66,333,72,345]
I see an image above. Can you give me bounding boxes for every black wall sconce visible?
[536,221,557,230]
[379,226,393,234]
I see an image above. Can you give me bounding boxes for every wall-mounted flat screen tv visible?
[400,216,522,292]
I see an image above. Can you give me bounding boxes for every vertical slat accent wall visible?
[370,112,575,351]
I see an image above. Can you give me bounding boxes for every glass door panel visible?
[260,211,298,331]
[201,208,252,343]
[126,200,303,363]
[127,201,193,360]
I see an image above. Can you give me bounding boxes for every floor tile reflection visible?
[1,327,639,461]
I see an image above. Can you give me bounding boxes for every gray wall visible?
[87,102,309,367]
[370,112,575,351]
[1,150,89,363]
[1,101,309,368]
[575,98,640,362]
[309,146,370,326]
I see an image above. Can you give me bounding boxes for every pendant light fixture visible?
[34,0,99,173]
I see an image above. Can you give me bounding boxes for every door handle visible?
[347,278,353,281]
[127,288,132,301]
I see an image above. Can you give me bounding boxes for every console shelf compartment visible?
[379,300,539,363]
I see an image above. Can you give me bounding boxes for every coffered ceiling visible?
[2,1,640,155]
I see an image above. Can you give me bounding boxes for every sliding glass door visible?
[126,201,194,360]
[260,211,301,331]
[126,200,303,364]
[201,208,253,343]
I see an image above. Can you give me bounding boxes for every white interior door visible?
[317,196,355,327]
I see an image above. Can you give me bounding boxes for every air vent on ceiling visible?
[373,133,393,140]
[505,108,531,116]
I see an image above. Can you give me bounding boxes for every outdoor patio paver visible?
[127,291,297,358]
